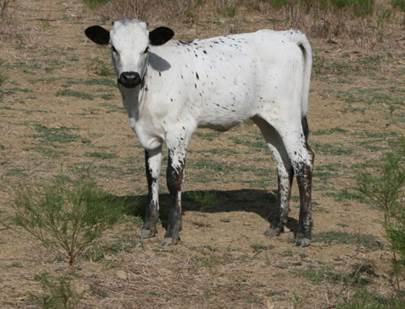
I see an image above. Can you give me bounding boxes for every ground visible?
[0,0,404,308]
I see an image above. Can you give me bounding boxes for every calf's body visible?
[85,20,314,246]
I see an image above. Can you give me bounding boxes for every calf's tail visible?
[290,31,312,117]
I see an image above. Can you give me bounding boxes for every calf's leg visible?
[253,116,293,236]
[162,126,192,246]
[141,147,162,239]
[279,126,314,247]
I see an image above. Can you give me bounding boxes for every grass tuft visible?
[13,177,124,266]
[33,123,80,144]
[314,231,383,250]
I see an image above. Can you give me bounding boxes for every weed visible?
[32,272,80,309]
[33,123,80,143]
[357,138,405,289]
[314,231,383,250]
[13,177,124,266]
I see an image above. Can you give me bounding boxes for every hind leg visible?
[295,116,315,246]
[253,117,293,236]
[279,126,314,246]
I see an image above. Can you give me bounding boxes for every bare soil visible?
[0,0,404,308]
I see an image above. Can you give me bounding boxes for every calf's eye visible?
[111,45,118,53]
[144,47,149,54]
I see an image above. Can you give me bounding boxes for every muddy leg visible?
[162,148,186,246]
[265,145,294,237]
[141,147,162,239]
[296,162,313,247]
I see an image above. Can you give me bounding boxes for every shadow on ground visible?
[108,189,299,233]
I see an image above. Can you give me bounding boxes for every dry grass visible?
[0,0,15,39]
[95,0,405,45]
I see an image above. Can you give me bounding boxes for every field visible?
[0,0,404,308]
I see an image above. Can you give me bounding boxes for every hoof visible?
[264,227,282,238]
[295,238,311,247]
[140,228,156,240]
[161,236,179,247]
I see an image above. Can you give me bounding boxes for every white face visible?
[85,20,174,88]
[110,20,150,82]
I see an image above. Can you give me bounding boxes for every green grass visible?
[88,58,114,77]
[6,167,26,177]
[314,163,346,183]
[183,191,217,210]
[392,0,405,11]
[312,141,353,156]
[337,289,405,308]
[312,127,348,136]
[0,59,7,89]
[298,264,372,286]
[32,123,80,143]
[85,151,117,160]
[83,0,110,9]
[250,243,270,254]
[326,189,364,202]
[195,130,220,141]
[218,4,236,17]
[336,87,404,107]
[65,78,116,87]
[191,159,227,172]
[314,231,383,250]
[34,146,66,158]
[231,135,265,149]
[56,89,95,100]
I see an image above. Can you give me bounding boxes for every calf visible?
[85,19,314,246]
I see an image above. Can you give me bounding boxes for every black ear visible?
[85,26,110,45]
[149,27,174,46]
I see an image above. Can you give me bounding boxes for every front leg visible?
[141,146,162,239]
[162,125,193,246]
[162,147,186,246]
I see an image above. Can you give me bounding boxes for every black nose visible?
[119,71,141,88]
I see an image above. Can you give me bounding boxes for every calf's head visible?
[85,19,174,89]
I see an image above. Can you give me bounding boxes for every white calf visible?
[85,19,314,246]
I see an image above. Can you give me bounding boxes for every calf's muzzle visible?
[119,71,142,88]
